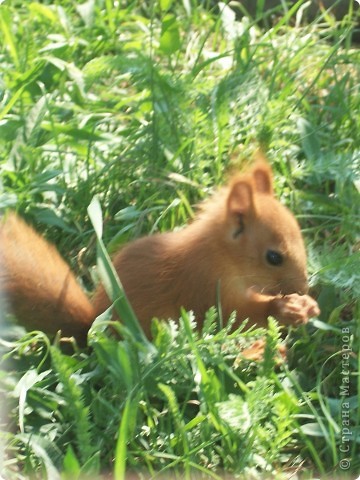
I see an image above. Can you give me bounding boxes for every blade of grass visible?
[88,196,153,348]
[114,396,133,480]
[0,6,19,68]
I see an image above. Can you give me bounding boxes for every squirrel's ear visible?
[227,179,254,215]
[251,162,274,195]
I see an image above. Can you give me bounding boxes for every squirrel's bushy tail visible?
[0,213,95,343]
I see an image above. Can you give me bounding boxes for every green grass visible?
[0,0,359,478]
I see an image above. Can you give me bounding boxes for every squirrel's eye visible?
[266,250,283,266]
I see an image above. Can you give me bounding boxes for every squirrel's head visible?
[223,161,308,296]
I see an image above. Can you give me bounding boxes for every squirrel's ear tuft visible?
[227,179,254,215]
[251,161,274,195]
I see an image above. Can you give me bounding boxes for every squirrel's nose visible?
[280,276,308,296]
[298,278,309,295]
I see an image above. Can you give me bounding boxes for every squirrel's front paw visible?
[269,293,320,326]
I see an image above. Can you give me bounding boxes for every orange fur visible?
[0,214,94,343]
[0,162,320,342]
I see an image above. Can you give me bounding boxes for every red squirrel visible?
[0,161,320,343]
